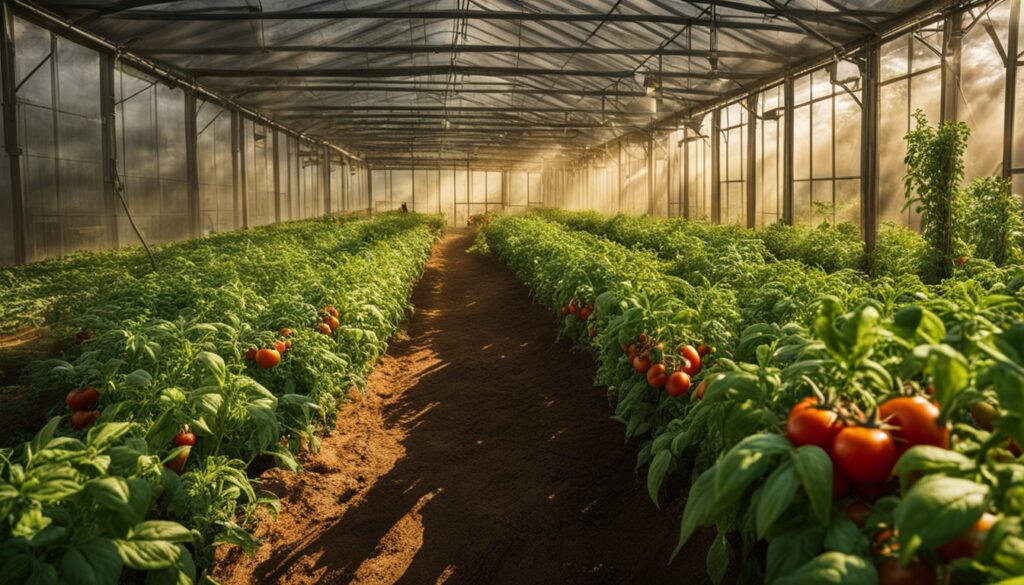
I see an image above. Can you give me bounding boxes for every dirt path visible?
[213,231,717,585]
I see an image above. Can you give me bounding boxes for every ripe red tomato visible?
[165,446,191,475]
[665,371,691,397]
[324,306,339,318]
[637,333,648,345]
[66,387,99,411]
[632,355,652,374]
[695,379,709,400]
[255,348,281,369]
[937,512,996,561]
[844,500,871,527]
[274,340,288,354]
[787,398,843,451]
[280,327,293,338]
[878,559,935,585]
[626,344,638,361]
[879,396,949,452]
[646,364,667,389]
[956,256,968,267]
[679,345,702,376]
[831,426,898,484]
[579,307,592,321]
[244,346,258,361]
[561,306,569,315]
[568,302,577,315]
[832,467,850,499]
[70,409,99,430]
[319,323,332,335]
[173,431,197,447]
[323,315,340,332]
[697,343,713,358]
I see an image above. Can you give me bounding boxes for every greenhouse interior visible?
[1,0,1024,583]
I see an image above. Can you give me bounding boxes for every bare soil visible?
[212,231,719,585]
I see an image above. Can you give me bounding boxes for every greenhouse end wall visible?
[0,13,371,266]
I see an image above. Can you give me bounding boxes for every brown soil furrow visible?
[212,230,717,585]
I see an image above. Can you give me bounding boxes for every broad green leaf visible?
[673,466,716,559]
[714,434,792,510]
[707,527,731,585]
[894,475,989,562]
[86,423,134,450]
[791,446,832,526]
[892,446,971,492]
[646,449,673,507]
[28,417,61,462]
[824,514,868,556]
[59,537,122,585]
[755,459,799,539]
[765,527,824,583]
[195,352,227,387]
[774,552,877,585]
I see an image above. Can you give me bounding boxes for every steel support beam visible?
[322,144,331,215]
[184,90,200,237]
[941,11,962,124]
[192,66,762,81]
[1003,0,1020,181]
[100,53,119,248]
[1,4,25,264]
[861,42,880,253]
[710,109,721,224]
[272,129,282,222]
[746,93,758,228]
[783,74,795,225]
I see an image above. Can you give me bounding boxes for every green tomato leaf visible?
[646,449,673,508]
[892,446,972,493]
[714,434,792,510]
[59,537,122,585]
[674,466,716,560]
[894,475,989,562]
[773,552,877,585]
[755,459,799,539]
[791,446,833,526]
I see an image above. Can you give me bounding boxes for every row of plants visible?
[482,214,1024,584]
[0,213,443,584]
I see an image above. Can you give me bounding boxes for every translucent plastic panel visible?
[197,100,235,234]
[509,171,528,207]
[881,35,909,82]
[793,105,810,180]
[757,112,782,228]
[960,2,1009,181]
[834,93,861,178]
[1015,36,1024,169]
[413,169,439,214]
[793,181,811,224]
[878,80,911,226]
[246,121,276,227]
[115,67,188,244]
[811,99,833,179]
[487,171,502,204]
[15,19,105,261]
[276,131,292,220]
[440,169,456,226]
[835,179,861,225]
[528,172,542,205]
[724,182,745,226]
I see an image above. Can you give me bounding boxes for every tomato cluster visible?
[624,335,712,398]
[320,305,341,335]
[65,386,100,430]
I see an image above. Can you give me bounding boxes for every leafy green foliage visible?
[961,176,1024,267]
[0,213,442,583]
[759,222,865,273]
[903,110,970,281]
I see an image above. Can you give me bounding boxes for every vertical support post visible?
[0,4,24,263]
[682,134,690,219]
[1004,0,1020,181]
[184,91,200,236]
[746,93,758,228]
[783,74,795,224]
[501,169,508,211]
[861,42,881,253]
[617,141,624,213]
[367,165,373,214]
[99,53,118,248]
[710,108,722,223]
[238,116,248,227]
[941,12,963,124]
[230,110,241,228]
[647,134,655,215]
[667,135,673,217]
[322,145,331,216]
[272,130,282,222]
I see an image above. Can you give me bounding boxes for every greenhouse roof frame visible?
[27,0,970,168]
